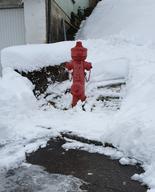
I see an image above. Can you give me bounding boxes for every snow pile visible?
[76,0,155,190]
[0,68,35,104]
[1,42,72,72]
[102,44,155,190]
[63,139,138,165]
[1,40,128,80]
[77,0,155,44]
[0,68,36,143]
[0,68,59,168]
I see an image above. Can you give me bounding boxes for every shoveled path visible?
[26,136,147,192]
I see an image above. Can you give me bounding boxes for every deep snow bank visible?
[77,0,155,190]
[77,0,155,44]
[1,40,128,80]
[102,44,155,190]
[0,68,59,168]
[1,42,72,72]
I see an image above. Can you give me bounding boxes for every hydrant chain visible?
[85,70,91,82]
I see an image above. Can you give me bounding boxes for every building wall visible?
[0,0,23,8]
[24,0,47,44]
[0,0,21,4]
[54,0,73,18]
[0,8,25,51]
[48,0,91,42]
[55,0,90,18]
[47,0,70,43]
[0,0,24,76]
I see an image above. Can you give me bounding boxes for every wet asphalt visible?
[26,136,147,192]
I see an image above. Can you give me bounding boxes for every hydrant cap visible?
[71,41,87,60]
[76,41,83,47]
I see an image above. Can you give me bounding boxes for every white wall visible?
[0,8,25,76]
[24,0,46,44]
[0,8,25,51]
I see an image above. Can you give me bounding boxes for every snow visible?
[1,40,128,81]
[0,0,155,191]
[0,164,84,192]
[63,139,126,160]
[0,68,59,169]
[77,0,155,190]
[76,0,155,44]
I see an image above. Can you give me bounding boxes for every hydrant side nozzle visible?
[84,62,92,71]
[66,62,73,71]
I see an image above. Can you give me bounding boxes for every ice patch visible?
[0,164,84,192]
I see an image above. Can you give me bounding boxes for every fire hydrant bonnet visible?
[71,41,87,61]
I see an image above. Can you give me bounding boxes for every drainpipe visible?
[0,64,2,77]
[62,19,67,41]
[46,0,52,43]
[0,53,2,77]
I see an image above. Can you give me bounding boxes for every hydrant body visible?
[66,41,92,107]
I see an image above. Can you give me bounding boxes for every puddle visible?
[26,137,147,192]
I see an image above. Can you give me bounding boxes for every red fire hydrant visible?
[66,41,92,107]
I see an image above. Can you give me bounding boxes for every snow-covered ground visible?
[0,39,126,168]
[1,0,155,191]
[0,164,84,192]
